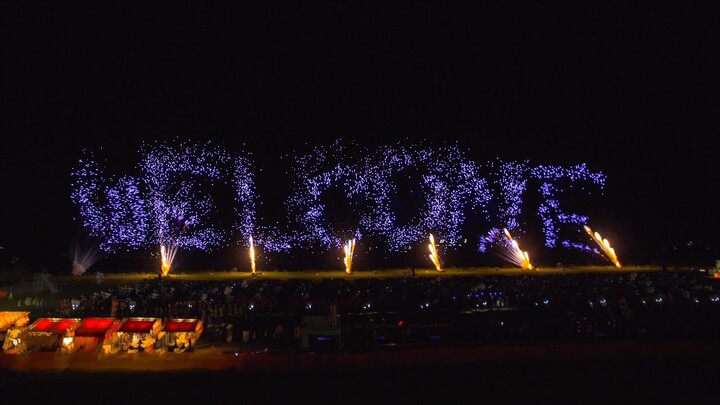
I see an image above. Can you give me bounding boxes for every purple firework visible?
[72,138,609,266]
[287,141,491,253]
[72,140,256,273]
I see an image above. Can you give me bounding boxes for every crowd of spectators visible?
[6,269,720,351]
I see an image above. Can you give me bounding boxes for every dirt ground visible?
[2,339,719,372]
[1,340,719,403]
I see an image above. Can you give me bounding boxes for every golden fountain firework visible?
[503,229,533,270]
[160,244,177,276]
[428,233,443,272]
[584,225,621,268]
[249,236,257,274]
[343,238,356,274]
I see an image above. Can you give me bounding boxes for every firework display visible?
[288,142,490,252]
[584,225,621,268]
[531,164,606,249]
[71,236,102,276]
[249,236,257,274]
[478,160,606,253]
[72,140,611,269]
[160,244,176,276]
[478,159,528,248]
[72,140,255,274]
[503,228,533,270]
[361,144,490,252]
[428,234,443,272]
[286,141,368,250]
[343,239,356,274]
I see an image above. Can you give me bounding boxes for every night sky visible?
[2,2,718,271]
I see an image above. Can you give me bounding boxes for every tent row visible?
[0,312,202,354]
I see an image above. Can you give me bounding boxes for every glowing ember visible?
[503,228,533,270]
[0,312,30,331]
[428,233,443,272]
[160,244,177,276]
[249,236,256,274]
[584,225,621,268]
[343,238,356,274]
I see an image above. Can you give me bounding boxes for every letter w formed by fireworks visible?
[71,140,255,275]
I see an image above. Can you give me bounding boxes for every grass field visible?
[58,264,661,283]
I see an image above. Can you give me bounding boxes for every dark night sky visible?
[1,2,718,270]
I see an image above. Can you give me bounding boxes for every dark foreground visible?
[2,340,719,403]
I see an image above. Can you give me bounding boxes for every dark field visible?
[2,346,719,404]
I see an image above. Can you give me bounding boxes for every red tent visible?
[119,318,159,334]
[159,319,203,352]
[29,318,80,335]
[71,317,121,353]
[11,318,82,353]
[113,317,162,353]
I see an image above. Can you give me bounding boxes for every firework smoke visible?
[70,238,102,276]
[71,238,102,276]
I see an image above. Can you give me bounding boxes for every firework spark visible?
[502,228,533,270]
[531,163,606,249]
[289,141,490,253]
[160,244,178,276]
[428,233,443,272]
[343,238,356,274]
[584,225,621,268]
[249,236,256,274]
[72,140,247,275]
[72,139,609,263]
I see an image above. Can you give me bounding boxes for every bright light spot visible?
[343,238,356,274]
[249,236,256,275]
[160,244,177,276]
[584,225,621,268]
[428,233,443,272]
[503,229,533,270]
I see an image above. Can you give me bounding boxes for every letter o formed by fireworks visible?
[363,144,486,252]
[288,142,371,249]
